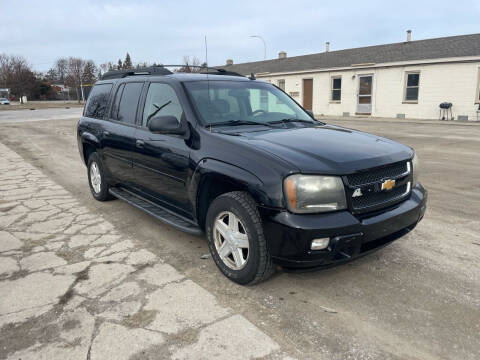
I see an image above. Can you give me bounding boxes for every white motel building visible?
[221,32,480,121]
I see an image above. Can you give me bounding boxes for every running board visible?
[109,187,203,235]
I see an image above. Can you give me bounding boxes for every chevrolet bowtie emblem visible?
[352,188,363,197]
[381,179,396,191]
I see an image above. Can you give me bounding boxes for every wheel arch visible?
[190,159,266,230]
[80,132,100,165]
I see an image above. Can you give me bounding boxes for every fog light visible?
[311,238,330,250]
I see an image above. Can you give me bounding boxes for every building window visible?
[404,72,420,102]
[331,77,341,102]
[277,79,285,91]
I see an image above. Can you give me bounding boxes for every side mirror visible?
[306,110,314,118]
[148,115,186,135]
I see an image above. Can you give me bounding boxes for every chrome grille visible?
[346,162,408,186]
[351,183,409,210]
[346,161,411,213]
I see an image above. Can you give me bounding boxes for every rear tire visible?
[87,152,113,201]
[206,191,274,285]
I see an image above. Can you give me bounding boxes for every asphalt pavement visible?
[0,108,83,124]
[0,110,479,360]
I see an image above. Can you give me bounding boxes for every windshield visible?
[184,80,314,125]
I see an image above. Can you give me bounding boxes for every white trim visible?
[403,71,420,103]
[330,76,342,102]
[356,74,374,114]
[476,67,480,104]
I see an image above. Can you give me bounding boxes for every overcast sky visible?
[1,0,479,72]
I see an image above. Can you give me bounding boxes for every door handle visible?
[136,140,145,148]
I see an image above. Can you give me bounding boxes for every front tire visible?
[87,152,113,201]
[206,191,274,285]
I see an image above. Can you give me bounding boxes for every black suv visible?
[77,66,427,284]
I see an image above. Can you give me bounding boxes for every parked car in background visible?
[0,98,10,105]
[77,66,427,285]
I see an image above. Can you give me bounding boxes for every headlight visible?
[412,153,420,185]
[284,175,347,213]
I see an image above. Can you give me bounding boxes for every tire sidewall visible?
[206,194,263,285]
[87,153,109,201]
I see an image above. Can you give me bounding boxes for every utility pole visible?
[250,35,266,60]
[80,76,85,102]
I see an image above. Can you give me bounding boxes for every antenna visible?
[204,36,208,66]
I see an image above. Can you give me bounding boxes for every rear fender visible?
[79,131,100,165]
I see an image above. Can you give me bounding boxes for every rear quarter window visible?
[84,83,113,119]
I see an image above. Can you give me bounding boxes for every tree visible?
[0,54,10,88]
[123,53,132,69]
[82,60,97,85]
[117,59,123,70]
[177,56,206,73]
[36,80,55,100]
[99,62,114,73]
[0,54,37,103]
[135,61,148,69]
[44,68,58,82]
[55,58,68,83]
[65,57,86,103]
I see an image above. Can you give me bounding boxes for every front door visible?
[302,79,313,110]
[357,75,373,114]
[133,82,192,217]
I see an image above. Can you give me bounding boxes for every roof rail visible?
[101,65,245,80]
[160,65,244,77]
[101,66,172,80]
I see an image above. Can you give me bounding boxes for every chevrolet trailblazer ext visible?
[77,66,427,285]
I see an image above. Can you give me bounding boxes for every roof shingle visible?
[218,33,480,75]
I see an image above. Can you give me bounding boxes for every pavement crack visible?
[59,266,91,306]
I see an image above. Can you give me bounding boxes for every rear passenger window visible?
[110,84,125,120]
[142,83,184,127]
[84,83,112,119]
[116,82,143,124]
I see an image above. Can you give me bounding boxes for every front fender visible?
[189,158,269,214]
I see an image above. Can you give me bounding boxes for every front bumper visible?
[261,184,427,268]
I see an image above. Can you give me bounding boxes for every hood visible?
[235,124,413,174]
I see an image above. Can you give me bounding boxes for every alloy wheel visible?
[90,162,102,194]
[213,211,250,270]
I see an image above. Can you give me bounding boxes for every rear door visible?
[132,82,192,216]
[101,81,144,185]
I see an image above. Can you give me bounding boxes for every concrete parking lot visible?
[0,108,479,360]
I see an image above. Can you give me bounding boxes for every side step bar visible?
[109,187,203,236]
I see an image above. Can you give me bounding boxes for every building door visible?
[303,79,313,110]
[357,75,373,114]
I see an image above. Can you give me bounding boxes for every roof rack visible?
[100,65,244,80]
[101,66,172,80]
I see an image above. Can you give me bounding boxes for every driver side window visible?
[142,83,184,127]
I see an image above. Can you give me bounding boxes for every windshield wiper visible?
[267,118,316,125]
[208,120,273,128]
